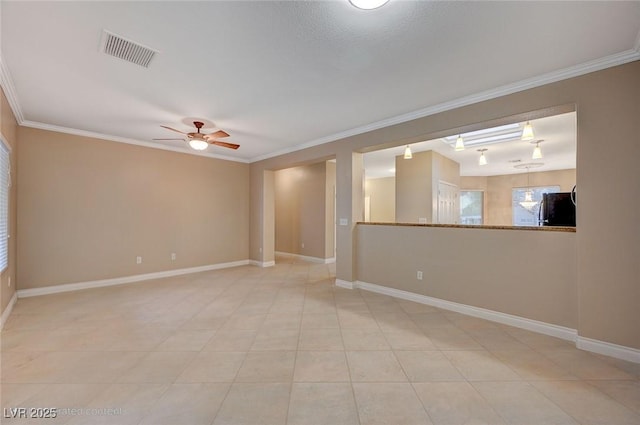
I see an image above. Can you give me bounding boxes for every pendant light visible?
[520,190,538,210]
[532,140,543,159]
[477,148,488,165]
[519,166,538,210]
[454,135,465,151]
[403,145,413,159]
[521,121,535,141]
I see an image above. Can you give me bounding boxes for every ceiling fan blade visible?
[160,125,187,135]
[205,130,230,139]
[212,141,240,150]
[153,138,185,141]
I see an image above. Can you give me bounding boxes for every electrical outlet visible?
[417,271,423,280]
[339,218,348,226]
[418,218,427,224]
[136,256,142,264]
[301,242,305,248]
[171,253,176,261]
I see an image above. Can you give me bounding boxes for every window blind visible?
[0,142,10,272]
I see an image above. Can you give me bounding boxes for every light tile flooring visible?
[2,257,639,424]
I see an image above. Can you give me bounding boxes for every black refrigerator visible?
[540,192,576,227]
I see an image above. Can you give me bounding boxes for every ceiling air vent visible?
[101,30,158,68]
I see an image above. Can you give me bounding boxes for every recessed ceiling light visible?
[349,0,390,10]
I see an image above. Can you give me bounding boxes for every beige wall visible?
[365,177,395,222]
[396,150,460,223]
[17,127,250,289]
[461,169,576,225]
[325,161,336,259]
[274,161,333,259]
[368,169,575,226]
[250,61,640,350]
[358,224,577,328]
[460,176,488,191]
[432,152,461,222]
[0,88,18,316]
[434,151,461,186]
[396,151,434,223]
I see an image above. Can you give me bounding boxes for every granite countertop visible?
[357,222,576,232]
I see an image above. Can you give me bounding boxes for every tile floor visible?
[1,257,639,424]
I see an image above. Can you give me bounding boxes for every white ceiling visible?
[2,2,639,162]
[364,112,577,179]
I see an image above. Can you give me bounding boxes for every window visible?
[512,185,560,227]
[0,141,9,272]
[460,190,483,225]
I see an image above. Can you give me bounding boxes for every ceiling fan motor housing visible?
[188,133,206,141]
[189,121,206,140]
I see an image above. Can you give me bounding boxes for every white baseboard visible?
[249,260,275,268]
[354,280,640,363]
[0,291,17,330]
[335,279,355,290]
[355,280,577,342]
[17,260,251,298]
[275,251,335,264]
[577,336,640,364]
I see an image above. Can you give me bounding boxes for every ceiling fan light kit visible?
[189,139,209,151]
[157,121,239,151]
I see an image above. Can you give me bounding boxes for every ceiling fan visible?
[154,121,239,151]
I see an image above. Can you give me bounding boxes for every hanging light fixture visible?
[519,166,538,210]
[521,121,535,141]
[520,190,538,210]
[532,140,543,159]
[454,135,465,151]
[403,145,413,159]
[477,148,488,165]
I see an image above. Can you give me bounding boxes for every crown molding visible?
[1,53,248,163]
[20,120,249,163]
[250,48,640,163]
[0,55,25,124]
[3,48,639,165]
